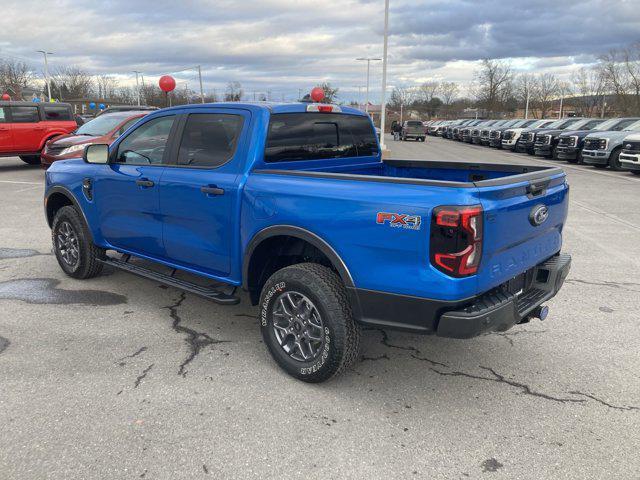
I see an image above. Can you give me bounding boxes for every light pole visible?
[37,50,53,101]
[197,65,204,103]
[379,0,390,151]
[356,57,381,113]
[524,88,530,119]
[133,71,142,106]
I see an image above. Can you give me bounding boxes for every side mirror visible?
[83,144,109,164]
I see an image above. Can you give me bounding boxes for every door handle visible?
[135,179,155,188]
[201,185,225,196]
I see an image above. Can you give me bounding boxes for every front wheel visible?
[52,206,105,279]
[608,149,623,171]
[259,263,361,383]
[20,155,41,165]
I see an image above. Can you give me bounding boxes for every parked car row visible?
[429,116,640,174]
[0,100,151,167]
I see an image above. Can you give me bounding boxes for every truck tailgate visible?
[476,173,569,291]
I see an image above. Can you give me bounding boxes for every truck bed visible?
[256,159,563,188]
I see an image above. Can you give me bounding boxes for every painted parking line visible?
[0,180,42,185]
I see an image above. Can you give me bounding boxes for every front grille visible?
[584,138,605,150]
[535,134,550,145]
[490,131,501,139]
[503,131,514,140]
[558,136,576,147]
[472,129,480,136]
[622,141,640,152]
[481,129,490,137]
[520,132,533,142]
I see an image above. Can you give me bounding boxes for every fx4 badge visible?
[376,212,422,230]
[529,204,549,226]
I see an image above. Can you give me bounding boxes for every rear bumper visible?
[349,254,571,337]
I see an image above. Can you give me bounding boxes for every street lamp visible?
[133,70,142,106]
[356,57,381,113]
[379,0,390,151]
[37,50,53,101]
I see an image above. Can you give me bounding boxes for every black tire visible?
[259,263,361,383]
[593,163,608,169]
[52,205,105,279]
[20,155,41,165]
[608,148,623,171]
[631,171,640,176]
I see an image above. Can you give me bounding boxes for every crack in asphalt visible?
[234,313,257,319]
[164,292,230,377]
[568,391,640,411]
[492,329,547,347]
[370,330,636,411]
[361,354,390,362]
[134,364,154,388]
[565,278,640,293]
[116,346,147,364]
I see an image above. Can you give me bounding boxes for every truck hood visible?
[585,130,636,141]
[558,129,593,139]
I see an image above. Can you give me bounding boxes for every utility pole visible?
[197,65,204,103]
[400,103,403,124]
[356,57,382,113]
[558,95,563,119]
[525,88,530,119]
[37,50,53,101]
[379,0,390,151]
[133,71,142,106]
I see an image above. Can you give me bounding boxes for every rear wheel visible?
[259,263,360,383]
[52,206,105,279]
[608,149,623,171]
[20,155,41,165]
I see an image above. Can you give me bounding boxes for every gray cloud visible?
[0,0,638,101]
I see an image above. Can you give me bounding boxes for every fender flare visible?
[242,225,354,290]
[44,186,94,242]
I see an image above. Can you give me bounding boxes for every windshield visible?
[625,120,640,131]
[76,114,134,136]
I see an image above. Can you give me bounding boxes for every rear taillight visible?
[430,205,483,277]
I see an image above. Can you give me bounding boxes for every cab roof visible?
[157,101,367,116]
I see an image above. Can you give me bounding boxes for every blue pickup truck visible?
[44,101,571,382]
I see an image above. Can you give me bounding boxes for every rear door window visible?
[0,107,6,122]
[42,105,73,121]
[10,106,40,123]
[177,113,244,167]
[265,113,377,162]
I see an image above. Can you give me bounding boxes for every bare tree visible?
[570,67,606,117]
[0,59,34,98]
[388,87,413,110]
[418,81,440,103]
[52,66,94,99]
[474,59,514,115]
[95,75,118,100]
[515,73,536,117]
[532,73,559,118]
[224,81,243,102]
[438,81,459,105]
[598,43,640,115]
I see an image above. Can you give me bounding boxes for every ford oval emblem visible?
[529,204,549,226]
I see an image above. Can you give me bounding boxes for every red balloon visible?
[159,75,176,93]
[1,93,10,101]
[310,87,324,103]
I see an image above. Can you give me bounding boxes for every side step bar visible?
[101,257,240,305]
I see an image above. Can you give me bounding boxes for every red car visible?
[41,111,148,167]
[0,101,77,164]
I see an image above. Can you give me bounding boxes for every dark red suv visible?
[41,111,148,167]
[0,101,78,164]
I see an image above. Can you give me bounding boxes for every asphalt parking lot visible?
[1,136,639,480]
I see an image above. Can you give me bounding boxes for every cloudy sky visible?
[0,0,638,102]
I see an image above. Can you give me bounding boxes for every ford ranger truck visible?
[582,118,640,170]
[44,102,572,383]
